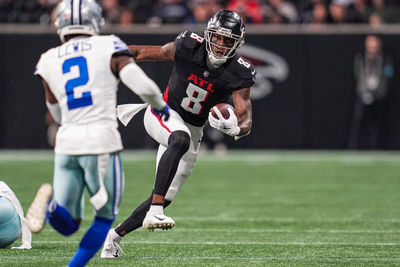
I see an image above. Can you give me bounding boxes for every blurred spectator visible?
[101,0,122,24]
[372,0,385,9]
[122,0,158,23]
[369,12,382,26]
[297,0,325,24]
[328,3,348,23]
[191,0,222,23]
[0,0,57,23]
[119,7,134,24]
[148,0,194,25]
[263,0,298,24]
[311,3,328,24]
[380,0,400,23]
[100,0,136,24]
[226,0,263,24]
[208,0,225,14]
[348,35,394,149]
[346,0,371,23]
[0,0,394,25]
[331,0,354,6]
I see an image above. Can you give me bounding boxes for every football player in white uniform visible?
[28,0,169,266]
[0,181,31,249]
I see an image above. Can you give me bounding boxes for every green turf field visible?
[1,150,400,266]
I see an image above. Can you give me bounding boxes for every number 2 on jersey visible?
[180,83,208,114]
[62,56,92,110]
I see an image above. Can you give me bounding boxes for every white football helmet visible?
[55,0,105,42]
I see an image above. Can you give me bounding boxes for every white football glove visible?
[208,107,240,137]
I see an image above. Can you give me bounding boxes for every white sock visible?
[111,229,122,241]
[148,205,163,214]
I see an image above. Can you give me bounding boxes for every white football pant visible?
[143,106,203,201]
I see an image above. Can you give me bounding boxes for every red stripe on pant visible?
[151,107,172,133]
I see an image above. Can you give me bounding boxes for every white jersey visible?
[35,35,128,155]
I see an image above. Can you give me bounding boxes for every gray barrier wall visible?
[1,25,400,149]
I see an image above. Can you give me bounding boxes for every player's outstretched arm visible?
[233,87,252,137]
[128,42,175,62]
[112,55,169,120]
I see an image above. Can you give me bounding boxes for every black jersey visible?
[163,30,256,127]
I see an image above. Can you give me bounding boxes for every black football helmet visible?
[204,10,245,65]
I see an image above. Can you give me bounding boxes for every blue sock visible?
[47,201,79,236]
[68,217,114,267]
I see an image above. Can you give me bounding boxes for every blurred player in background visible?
[102,10,255,258]
[28,0,169,266]
[0,181,31,249]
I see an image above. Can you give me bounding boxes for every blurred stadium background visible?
[2,0,400,266]
[1,0,400,150]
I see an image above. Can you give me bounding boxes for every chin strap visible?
[207,53,226,68]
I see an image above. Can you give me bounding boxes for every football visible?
[211,103,235,119]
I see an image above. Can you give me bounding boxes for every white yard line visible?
[173,216,400,223]
[32,240,400,246]
[1,149,400,163]
[132,256,400,262]
[2,255,400,262]
[168,228,400,234]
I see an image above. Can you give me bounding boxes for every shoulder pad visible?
[175,30,204,52]
[109,34,129,53]
[224,55,256,89]
[34,48,54,77]
[232,56,256,80]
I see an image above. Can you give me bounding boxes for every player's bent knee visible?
[56,221,80,236]
[168,131,190,153]
[48,215,80,236]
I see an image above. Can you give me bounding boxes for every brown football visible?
[211,103,235,119]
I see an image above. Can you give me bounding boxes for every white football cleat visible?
[26,183,53,233]
[101,228,123,258]
[142,211,175,231]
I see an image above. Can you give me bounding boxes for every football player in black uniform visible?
[101,10,256,258]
